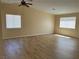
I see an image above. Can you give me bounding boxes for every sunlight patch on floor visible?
[55,34,71,38]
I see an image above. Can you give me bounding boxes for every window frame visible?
[59,17,76,29]
[6,14,22,29]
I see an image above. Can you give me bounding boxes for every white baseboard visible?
[3,33,53,39]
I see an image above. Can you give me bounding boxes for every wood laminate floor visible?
[0,34,79,59]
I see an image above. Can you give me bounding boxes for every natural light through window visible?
[6,14,21,29]
[60,17,76,29]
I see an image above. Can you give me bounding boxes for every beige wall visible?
[0,2,2,40]
[1,3,55,39]
[1,3,79,39]
[55,13,79,38]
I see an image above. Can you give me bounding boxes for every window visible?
[60,17,76,29]
[6,14,21,29]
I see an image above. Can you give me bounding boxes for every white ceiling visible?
[1,0,79,14]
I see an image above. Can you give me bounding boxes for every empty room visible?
[0,0,79,59]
